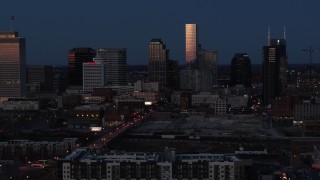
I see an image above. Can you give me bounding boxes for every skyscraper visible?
[82,62,107,92]
[263,37,287,106]
[148,39,168,86]
[230,53,252,87]
[185,24,198,66]
[94,48,127,86]
[0,32,26,98]
[68,47,96,87]
[167,59,179,89]
[198,49,218,91]
[27,65,53,92]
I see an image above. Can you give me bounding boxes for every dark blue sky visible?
[1,0,320,65]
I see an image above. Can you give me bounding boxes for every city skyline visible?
[1,1,320,66]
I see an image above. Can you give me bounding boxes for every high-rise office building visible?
[181,24,218,92]
[0,32,26,98]
[263,37,287,106]
[82,62,107,92]
[230,53,252,87]
[68,48,96,87]
[167,59,179,89]
[148,39,168,86]
[198,49,218,91]
[27,65,53,92]
[185,24,198,66]
[94,48,127,86]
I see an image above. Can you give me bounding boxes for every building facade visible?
[59,148,252,180]
[134,80,159,92]
[68,48,96,87]
[185,24,198,66]
[198,49,218,91]
[27,65,53,93]
[82,62,107,92]
[230,53,252,87]
[94,48,127,86]
[0,32,26,98]
[0,138,77,159]
[148,39,168,86]
[181,24,218,92]
[262,38,287,106]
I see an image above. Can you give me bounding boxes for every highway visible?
[89,113,150,149]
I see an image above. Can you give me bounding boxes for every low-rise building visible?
[227,95,249,109]
[0,138,78,159]
[114,97,145,112]
[293,103,320,124]
[58,148,252,180]
[191,92,219,106]
[0,98,39,111]
[132,91,159,105]
[134,80,159,92]
[68,105,104,130]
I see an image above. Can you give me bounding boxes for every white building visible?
[83,62,107,92]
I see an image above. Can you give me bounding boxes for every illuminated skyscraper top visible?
[185,24,198,66]
[0,32,26,97]
[148,39,168,86]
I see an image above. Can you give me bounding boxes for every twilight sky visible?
[1,0,320,65]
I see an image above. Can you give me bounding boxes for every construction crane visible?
[301,47,320,100]
[302,46,320,66]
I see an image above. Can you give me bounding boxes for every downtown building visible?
[59,148,252,180]
[148,39,179,89]
[68,47,96,87]
[27,65,54,94]
[94,48,127,86]
[0,32,26,98]
[82,48,128,92]
[262,33,288,106]
[230,53,252,87]
[82,62,107,92]
[180,24,218,92]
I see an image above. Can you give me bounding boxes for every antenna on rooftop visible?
[10,16,15,32]
[283,26,286,40]
[268,27,271,46]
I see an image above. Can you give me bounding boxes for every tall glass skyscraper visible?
[185,24,198,66]
[230,53,252,87]
[263,38,287,106]
[148,39,168,86]
[94,48,127,86]
[68,47,96,87]
[198,49,218,91]
[0,32,26,98]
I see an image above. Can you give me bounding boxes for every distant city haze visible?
[1,0,320,65]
